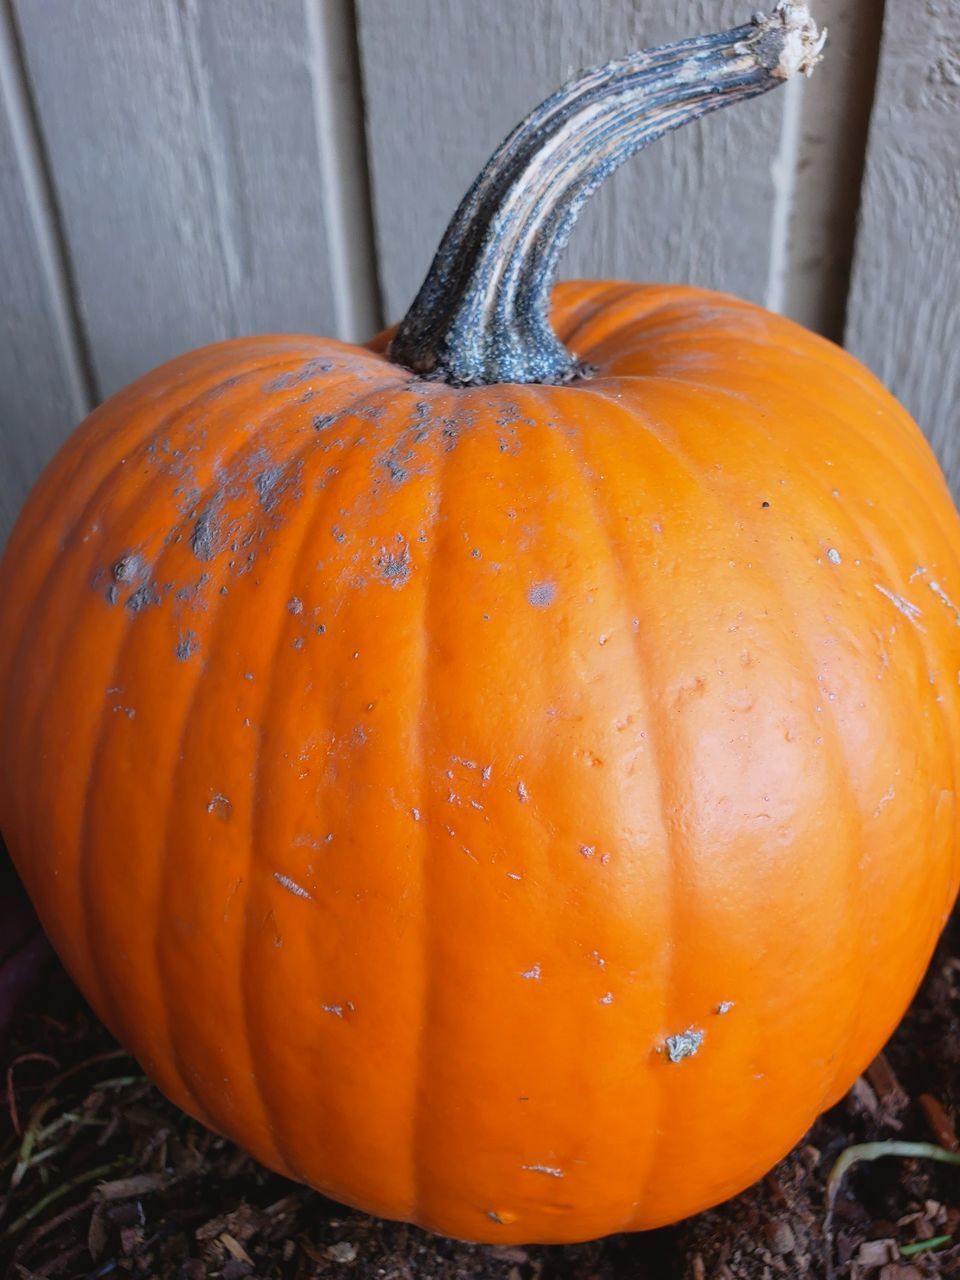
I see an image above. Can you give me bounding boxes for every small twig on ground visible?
[865,1053,910,1129]
[918,1094,959,1152]
[4,1158,134,1238]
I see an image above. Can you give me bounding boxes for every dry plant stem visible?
[389,2,823,385]
[824,1141,960,1279]
[4,1158,134,1237]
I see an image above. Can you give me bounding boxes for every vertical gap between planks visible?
[305,0,383,342]
[765,0,887,342]
[0,0,97,413]
[764,72,803,319]
[833,0,887,347]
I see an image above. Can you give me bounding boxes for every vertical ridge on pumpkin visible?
[534,382,678,1229]
[25,364,294,1090]
[404,395,454,1229]
[237,430,343,1182]
[0,358,285,1039]
[239,376,407,1181]
[561,372,861,1219]
[555,381,721,1225]
[648,377,872,1120]
[154,370,402,1176]
[78,367,315,1134]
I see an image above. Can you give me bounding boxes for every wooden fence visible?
[1,0,957,543]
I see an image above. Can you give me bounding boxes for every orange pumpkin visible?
[2,5,958,1245]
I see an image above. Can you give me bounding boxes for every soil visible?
[4,916,960,1280]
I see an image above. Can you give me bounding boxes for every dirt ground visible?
[4,915,960,1280]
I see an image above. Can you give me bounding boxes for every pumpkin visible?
[1,3,957,1245]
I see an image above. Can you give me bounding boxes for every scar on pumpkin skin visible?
[522,1164,565,1178]
[113,554,145,584]
[874,583,925,630]
[665,1028,704,1062]
[377,541,412,586]
[175,631,199,661]
[207,794,233,820]
[528,580,556,607]
[929,579,960,625]
[274,872,313,902]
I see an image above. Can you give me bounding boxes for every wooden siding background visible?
[0,0,957,545]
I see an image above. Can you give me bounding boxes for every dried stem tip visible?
[750,2,827,79]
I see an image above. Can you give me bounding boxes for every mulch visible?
[4,914,960,1280]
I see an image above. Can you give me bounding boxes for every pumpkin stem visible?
[388,3,824,386]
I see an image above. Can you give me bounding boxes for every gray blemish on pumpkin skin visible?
[380,450,410,484]
[207,794,233,820]
[264,356,335,392]
[126,585,160,613]
[665,1028,704,1062]
[191,501,223,561]
[175,573,210,604]
[521,1164,565,1179]
[517,780,529,803]
[377,540,411,587]
[175,631,200,662]
[874,584,925,631]
[113,554,145,584]
[254,465,286,513]
[208,374,240,399]
[274,872,313,901]
[717,1001,735,1014]
[520,964,541,981]
[928,579,960,625]
[288,597,304,615]
[528,581,556,608]
[826,547,841,565]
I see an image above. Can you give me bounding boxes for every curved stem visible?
[389,2,824,386]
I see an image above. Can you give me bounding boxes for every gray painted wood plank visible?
[13,0,376,401]
[845,0,960,488]
[358,1,802,327]
[0,6,92,545]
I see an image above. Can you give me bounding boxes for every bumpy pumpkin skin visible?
[2,282,959,1242]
